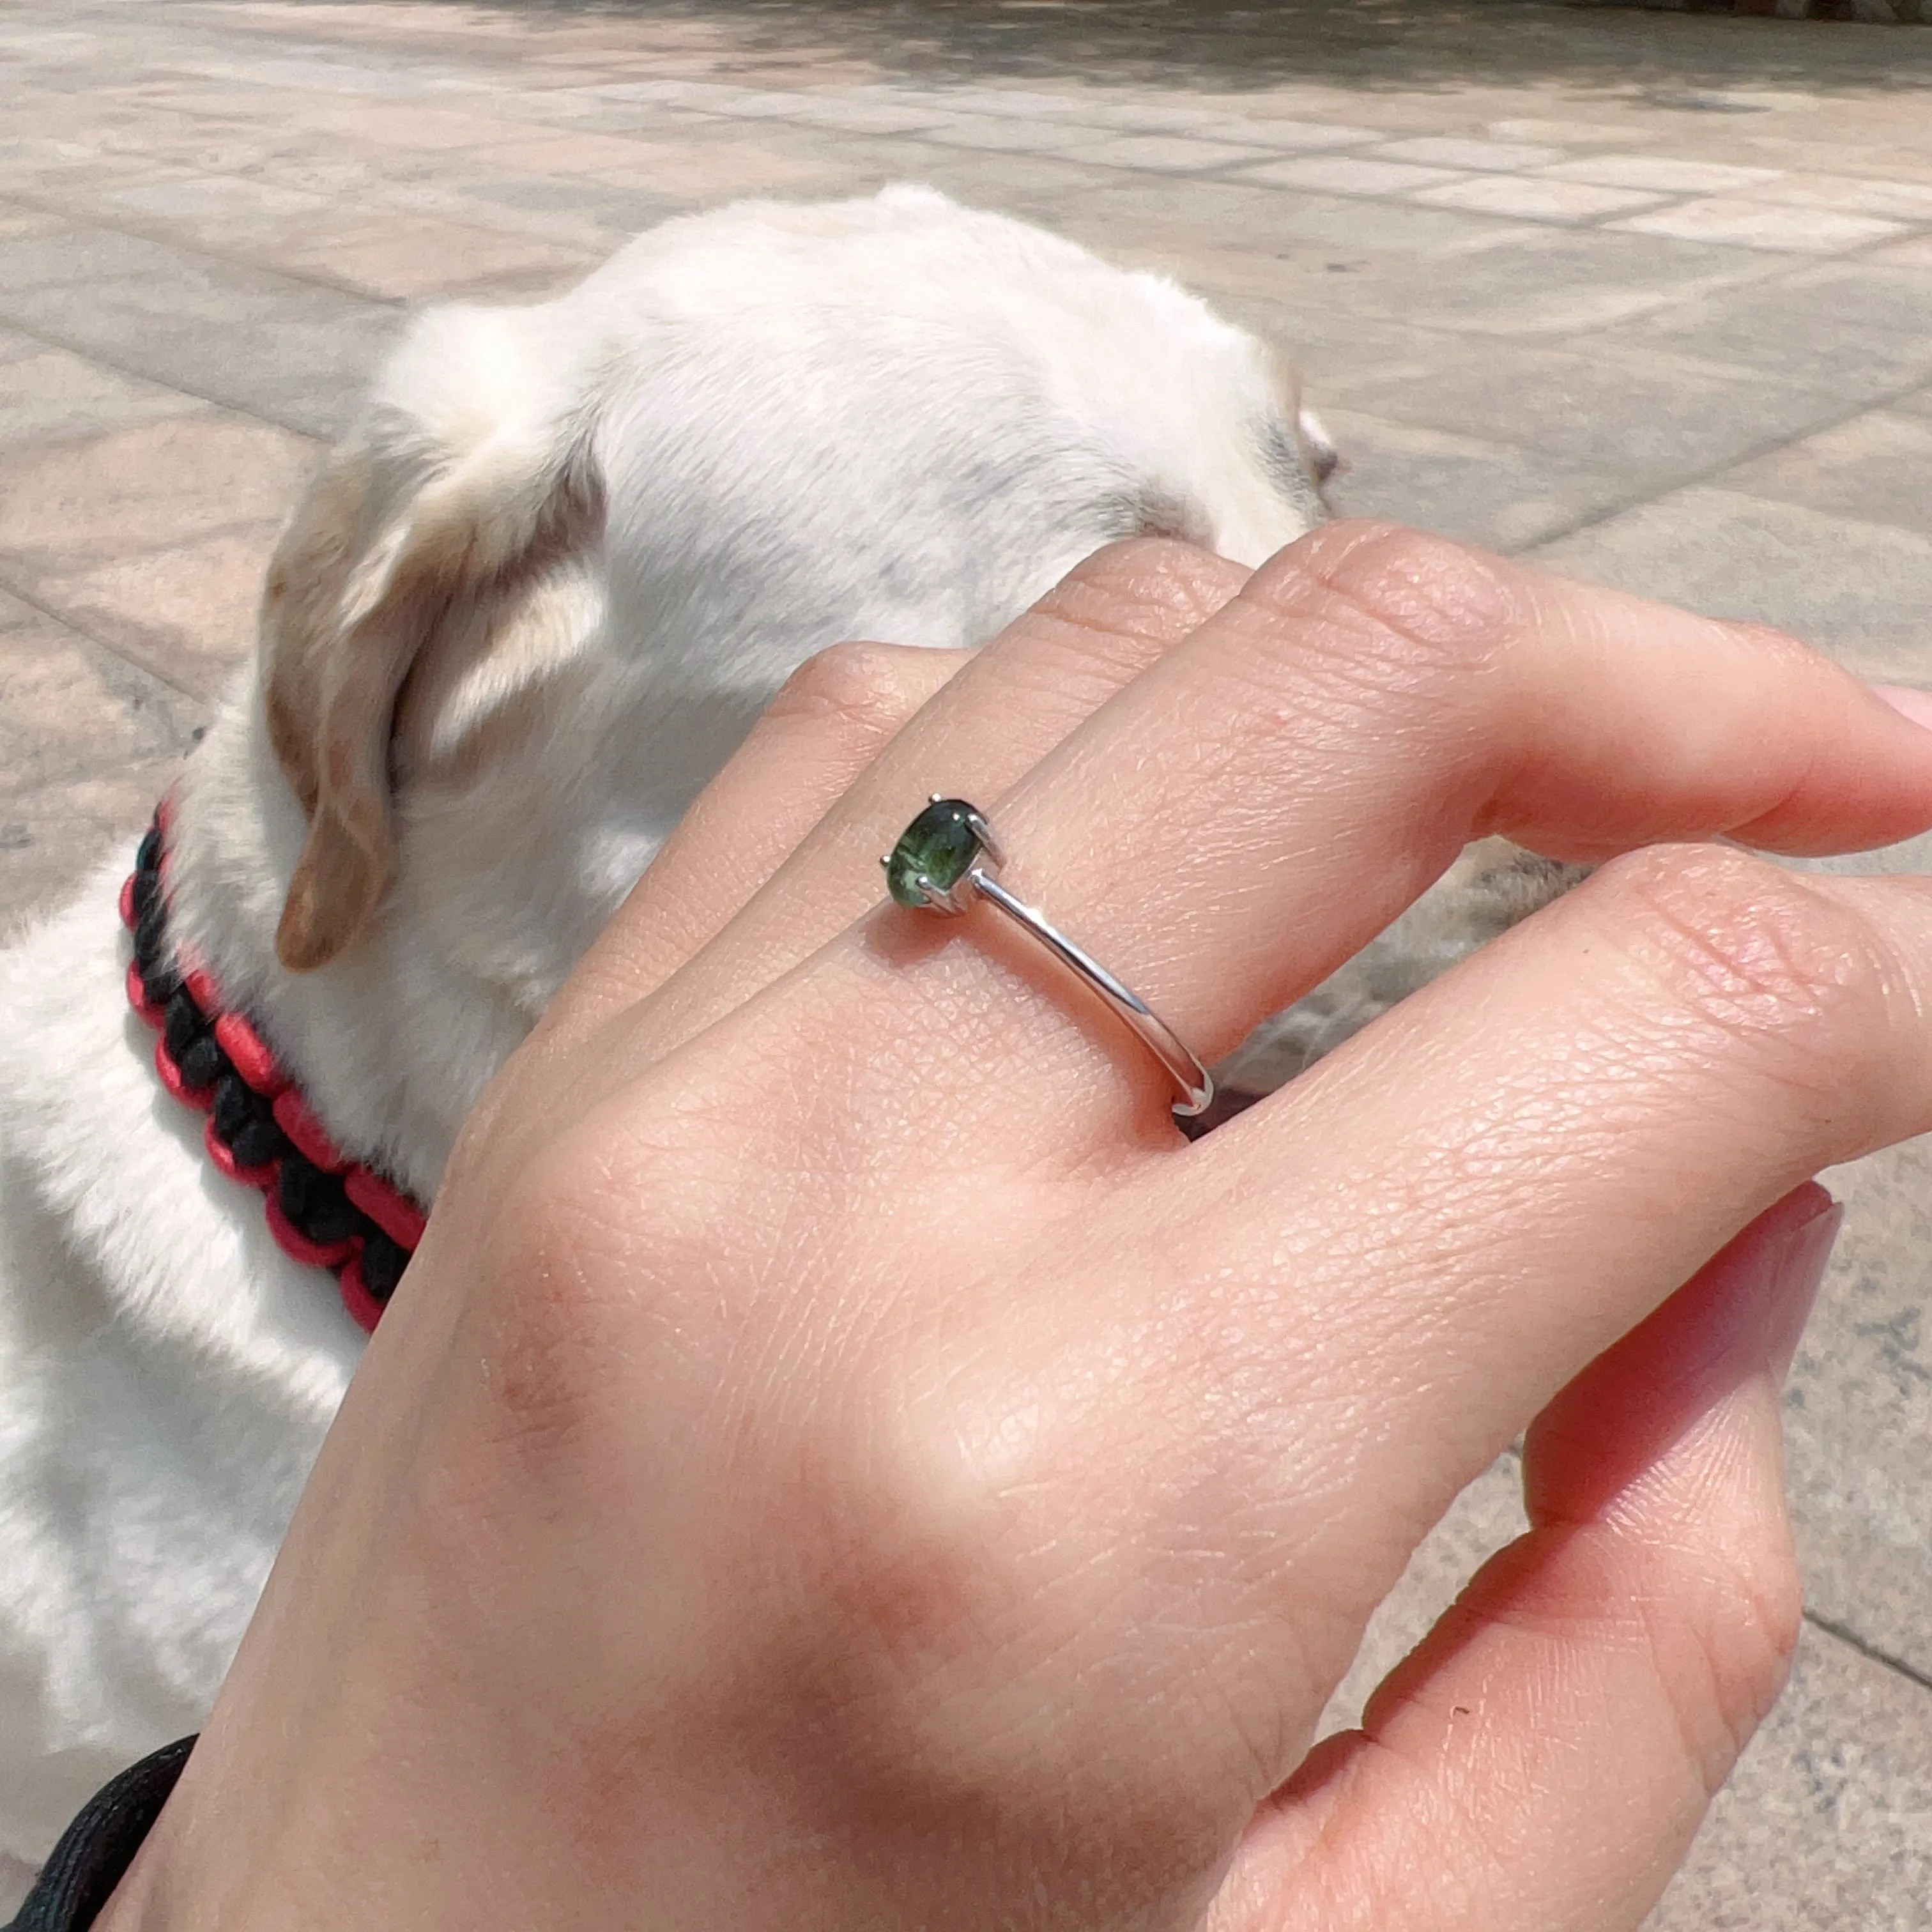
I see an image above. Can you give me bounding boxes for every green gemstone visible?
[885,798,982,908]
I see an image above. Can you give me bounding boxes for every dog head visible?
[257,188,1334,979]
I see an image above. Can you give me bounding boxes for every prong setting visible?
[964,809,1005,872]
[915,873,971,916]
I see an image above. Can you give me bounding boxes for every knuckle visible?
[461,1134,675,1473]
[793,1379,1101,1721]
[761,1393,1203,1855]
[765,639,938,745]
[1030,537,1248,659]
[1064,534,1246,620]
[823,1402,1045,1674]
[1243,520,1520,689]
[1584,846,1901,1101]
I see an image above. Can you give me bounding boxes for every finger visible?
[556,639,967,1025]
[1186,848,1932,1477]
[1012,847,1931,1749]
[1208,1184,1835,1932]
[828,521,1932,1146]
[540,538,1249,1052]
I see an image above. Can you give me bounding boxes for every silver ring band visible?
[883,797,1214,1117]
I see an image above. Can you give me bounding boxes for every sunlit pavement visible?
[3,4,1929,1922]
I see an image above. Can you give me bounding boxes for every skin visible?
[99,523,1932,1931]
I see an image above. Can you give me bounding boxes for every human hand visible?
[103,525,1932,1931]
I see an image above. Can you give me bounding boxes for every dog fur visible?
[0,185,1344,1874]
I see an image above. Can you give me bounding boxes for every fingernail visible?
[1760,1191,1843,1388]
[1873,684,1932,732]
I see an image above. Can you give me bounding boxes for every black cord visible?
[4,1738,195,1931]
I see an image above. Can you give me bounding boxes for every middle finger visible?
[819,519,1932,1158]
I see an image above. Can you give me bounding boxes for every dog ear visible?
[1256,344,1339,510]
[1296,406,1341,488]
[264,416,602,974]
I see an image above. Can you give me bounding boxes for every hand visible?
[104,526,1932,1931]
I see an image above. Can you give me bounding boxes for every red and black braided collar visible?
[121,802,425,1333]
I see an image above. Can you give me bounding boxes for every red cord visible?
[122,820,422,1333]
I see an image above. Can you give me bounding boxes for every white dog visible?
[0,185,1347,1880]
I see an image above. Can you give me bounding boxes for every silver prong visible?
[964,809,1005,871]
[916,875,968,916]
[929,792,945,804]
[879,855,891,871]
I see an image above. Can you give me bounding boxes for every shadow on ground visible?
[459,0,1932,93]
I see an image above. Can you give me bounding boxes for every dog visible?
[0,184,1354,1881]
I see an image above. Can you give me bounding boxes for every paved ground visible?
[3,1,1931,1922]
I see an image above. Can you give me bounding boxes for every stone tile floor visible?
[2,0,1930,1922]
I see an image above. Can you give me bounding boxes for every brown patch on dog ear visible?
[261,445,382,824]
[273,574,428,972]
[275,802,394,973]
[266,425,604,974]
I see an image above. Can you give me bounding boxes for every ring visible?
[882,797,1215,1117]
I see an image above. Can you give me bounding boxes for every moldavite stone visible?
[885,798,982,908]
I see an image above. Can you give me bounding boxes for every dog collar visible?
[120,802,425,1332]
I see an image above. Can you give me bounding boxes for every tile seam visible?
[1802,1607,1932,1696]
